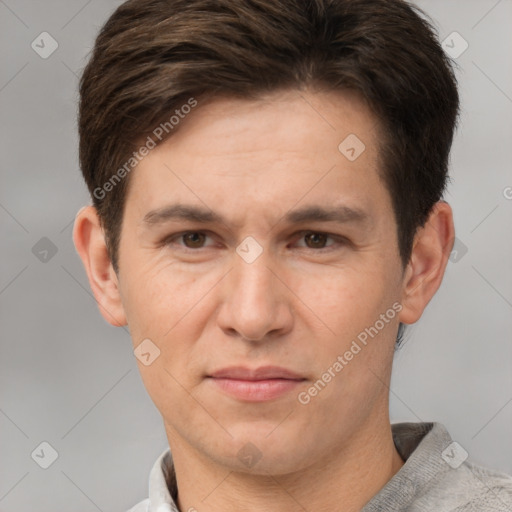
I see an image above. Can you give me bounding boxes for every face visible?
[114,89,407,474]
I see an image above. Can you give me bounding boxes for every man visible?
[73,0,512,510]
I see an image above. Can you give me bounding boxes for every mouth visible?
[206,366,306,402]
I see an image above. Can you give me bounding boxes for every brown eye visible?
[304,232,329,249]
[182,232,206,248]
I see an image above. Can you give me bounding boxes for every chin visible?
[207,424,316,476]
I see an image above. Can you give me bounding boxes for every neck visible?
[167,412,404,512]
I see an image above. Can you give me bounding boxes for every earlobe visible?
[72,206,127,327]
[399,201,455,325]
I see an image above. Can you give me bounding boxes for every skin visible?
[74,88,454,512]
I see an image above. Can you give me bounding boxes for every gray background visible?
[1,0,511,510]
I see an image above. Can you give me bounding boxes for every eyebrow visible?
[142,204,223,225]
[142,203,369,228]
[284,205,368,225]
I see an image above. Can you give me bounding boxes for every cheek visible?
[119,255,203,335]
[290,262,392,340]
[123,267,213,413]
[119,262,223,388]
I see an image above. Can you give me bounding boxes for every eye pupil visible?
[305,232,327,248]
[183,232,205,248]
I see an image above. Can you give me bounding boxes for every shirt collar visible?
[147,448,179,512]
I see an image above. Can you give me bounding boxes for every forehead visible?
[162,88,379,157]
[125,88,390,225]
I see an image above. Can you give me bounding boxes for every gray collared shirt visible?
[127,422,512,511]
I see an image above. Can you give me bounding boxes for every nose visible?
[216,250,294,343]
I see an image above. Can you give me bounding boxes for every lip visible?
[207,366,306,402]
[209,365,304,381]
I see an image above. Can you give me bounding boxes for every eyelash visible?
[162,230,348,252]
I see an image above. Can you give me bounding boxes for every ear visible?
[399,201,455,325]
[72,206,127,327]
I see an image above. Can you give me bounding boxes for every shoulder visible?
[452,460,512,511]
[125,498,150,512]
[370,422,512,512]
[415,458,512,511]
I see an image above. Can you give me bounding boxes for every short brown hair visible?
[78,0,459,278]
